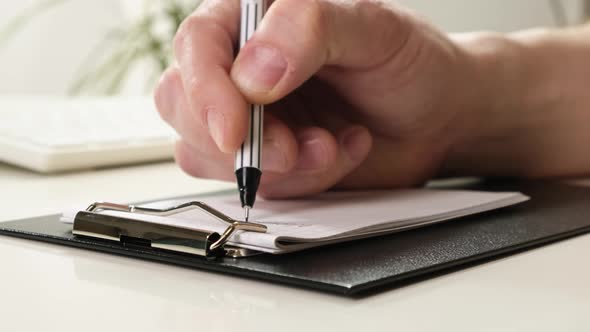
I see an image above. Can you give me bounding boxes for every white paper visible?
[62,189,529,254]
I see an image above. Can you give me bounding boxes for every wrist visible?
[442,30,560,177]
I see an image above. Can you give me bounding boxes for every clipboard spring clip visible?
[72,201,267,259]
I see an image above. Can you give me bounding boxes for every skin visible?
[155,0,590,199]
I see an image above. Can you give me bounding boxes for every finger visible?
[175,140,234,182]
[158,67,300,174]
[155,66,220,156]
[173,0,249,153]
[337,137,441,190]
[175,140,296,183]
[231,0,411,103]
[176,124,373,198]
[259,125,372,198]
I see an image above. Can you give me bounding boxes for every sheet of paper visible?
[62,189,529,254]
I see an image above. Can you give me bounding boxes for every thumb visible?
[230,0,411,104]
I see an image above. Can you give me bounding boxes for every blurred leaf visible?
[69,0,198,95]
[3,0,202,95]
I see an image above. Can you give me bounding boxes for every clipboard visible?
[1,180,590,296]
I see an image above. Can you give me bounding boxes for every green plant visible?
[0,0,200,95]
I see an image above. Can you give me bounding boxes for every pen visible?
[235,0,268,222]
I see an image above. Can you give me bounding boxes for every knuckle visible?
[175,142,201,178]
[154,97,173,125]
[273,0,328,44]
[173,15,202,56]
[298,0,328,39]
[174,13,234,68]
[304,0,328,42]
[297,0,325,26]
[186,76,205,95]
[185,78,209,127]
[154,76,175,124]
[174,141,233,181]
[358,1,411,52]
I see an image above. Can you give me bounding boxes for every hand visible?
[155,0,484,198]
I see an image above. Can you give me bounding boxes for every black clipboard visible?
[1,180,590,296]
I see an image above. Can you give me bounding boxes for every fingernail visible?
[296,133,329,171]
[262,137,287,172]
[234,45,287,93]
[206,108,225,149]
[340,127,369,162]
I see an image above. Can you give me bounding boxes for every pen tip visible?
[244,206,250,222]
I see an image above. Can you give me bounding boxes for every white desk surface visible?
[0,162,589,332]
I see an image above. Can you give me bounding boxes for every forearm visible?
[445,24,590,178]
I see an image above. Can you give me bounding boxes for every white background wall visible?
[0,0,123,95]
[0,0,586,96]
[397,0,586,32]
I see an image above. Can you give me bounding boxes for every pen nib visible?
[244,206,250,222]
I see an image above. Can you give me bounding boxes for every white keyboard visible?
[0,96,178,173]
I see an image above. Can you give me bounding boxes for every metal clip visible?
[72,201,267,258]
